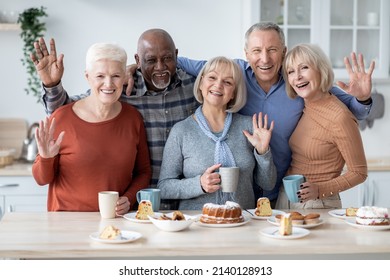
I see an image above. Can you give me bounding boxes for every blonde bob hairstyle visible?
[85,42,127,72]
[283,43,334,99]
[193,56,247,113]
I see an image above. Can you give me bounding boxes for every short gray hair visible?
[193,56,247,113]
[244,22,285,50]
[283,43,334,99]
[86,43,127,71]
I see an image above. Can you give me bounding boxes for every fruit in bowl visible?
[148,211,196,232]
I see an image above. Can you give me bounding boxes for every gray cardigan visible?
[157,113,276,210]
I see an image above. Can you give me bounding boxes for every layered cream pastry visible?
[356,206,389,226]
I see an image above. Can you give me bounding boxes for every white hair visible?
[85,43,127,71]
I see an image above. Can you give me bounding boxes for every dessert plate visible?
[195,215,250,228]
[123,212,163,223]
[89,230,142,244]
[246,209,286,220]
[267,216,324,229]
[344,219,390,231]
[328,209,347,219]
[260,227,310,239]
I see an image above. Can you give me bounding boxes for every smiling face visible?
[86,59,126,105]
[283,44,334,101]
[245,29,286,93]
[285,60,322,101]
[199,65,236,110]
[135,29,178,92]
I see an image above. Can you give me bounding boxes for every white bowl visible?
[148,213,197,232]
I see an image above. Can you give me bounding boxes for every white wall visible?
[0,0,389,158]
[0,0,245,121]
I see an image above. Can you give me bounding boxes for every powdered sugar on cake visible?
[200,201,244,224]
[356,206,389,226]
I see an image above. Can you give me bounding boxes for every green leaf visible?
[18,6,48,102]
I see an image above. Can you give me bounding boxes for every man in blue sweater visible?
[177,22,374,207]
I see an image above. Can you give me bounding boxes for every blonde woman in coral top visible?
[276,44,373,209]
[32,43,151,214]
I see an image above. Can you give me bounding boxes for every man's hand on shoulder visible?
[125,64,137,96]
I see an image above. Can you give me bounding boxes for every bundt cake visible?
[200,201,244,224]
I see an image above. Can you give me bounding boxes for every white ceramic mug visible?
[98,191,119,219]
[219,167,239,193]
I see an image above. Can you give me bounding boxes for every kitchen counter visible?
[0,209,389,260]
[1,157,389,177]
[0,161,32,176]
[366,157,390,171]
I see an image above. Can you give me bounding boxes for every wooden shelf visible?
[0,23,20,31]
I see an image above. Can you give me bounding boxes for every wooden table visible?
[0,209,389,259]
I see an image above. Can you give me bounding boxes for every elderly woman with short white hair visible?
[32,43,151,215]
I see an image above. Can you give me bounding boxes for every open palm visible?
[243,113,274,155]
[35,117,65,159]
[336,52,375,101]
[30,38,64,87]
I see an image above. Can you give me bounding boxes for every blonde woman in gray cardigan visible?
[158,56,277,210]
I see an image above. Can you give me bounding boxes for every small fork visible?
[244,209,254,216]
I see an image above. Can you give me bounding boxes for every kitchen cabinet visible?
[340,171,390,208]
[0,176,47,219]
[246,0,389,79]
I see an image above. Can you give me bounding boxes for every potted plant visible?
[17,6,48,102]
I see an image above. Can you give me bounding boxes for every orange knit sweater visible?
[32,102,151,211]
[286,93,367,199]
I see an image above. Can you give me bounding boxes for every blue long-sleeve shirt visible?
[177,57,371,201]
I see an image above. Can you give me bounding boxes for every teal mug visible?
[282,175,305,203]
[136,188,161,212]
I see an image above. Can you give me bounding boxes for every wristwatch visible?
[357,97,372,105]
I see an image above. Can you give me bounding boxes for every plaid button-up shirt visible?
[43,69,199,187]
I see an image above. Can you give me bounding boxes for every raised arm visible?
[42,83,89,115]
[31,37,64,88]
[177,57,207,76]
[331,52,375,120]
[32,116,64,186]
[242,113,277,192]
[337,52,375,102]
[31,37,89,114]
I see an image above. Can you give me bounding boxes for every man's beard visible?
[152,71,171,90]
